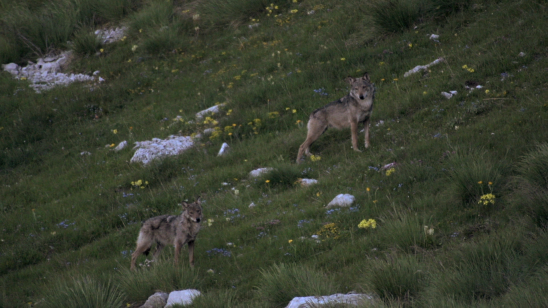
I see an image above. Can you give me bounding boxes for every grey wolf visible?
[296,73,376,163]
[130,199,203,270]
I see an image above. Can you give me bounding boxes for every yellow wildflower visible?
[358,219,377,229]
[478,193,496,205]
[385,168,395,176]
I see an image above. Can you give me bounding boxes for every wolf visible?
[296,73,376,163]
[130,199,203,270]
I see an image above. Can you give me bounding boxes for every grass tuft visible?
[43,276,125,308]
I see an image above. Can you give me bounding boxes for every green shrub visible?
[368,0,426,33]
[1,2,78,56]
[254,164,304,189]
[127,1,175,34]
[366,256,427,304]
[512,144,548,228]
[256,263,338,308]
[446,150,506,206]
[93,0,140,22]
[72,27,102,55]
[381,212,435,251]
[429,235,522,302]
[141,26,185,54]
[43,276,125,308]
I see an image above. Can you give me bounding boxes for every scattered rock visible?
[165,289,201,307]
[403,57,444,77]
[441,90,458,99]
[94,27,127,44]
[298,178,318,187]
[518,51,526,57]
[286,293,373,308]
[249,167,274,178]
[429,34,440,42]
[114,140,127,152]
[249,202,257,208]
[140,292,168,308]
[381,162,398,170]
[326,194,355,208]
[2,51,103,93]
[217,142,230,156]
[196,104,225,120]
[130,135,194,165]
[80,151,91,156]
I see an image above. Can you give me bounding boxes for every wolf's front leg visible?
[174,242,182,266]
[363,118,370,148]
[350,121,361,152]
[188,240,195,268]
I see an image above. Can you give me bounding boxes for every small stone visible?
[326,194,355,208]
[140,292,168,308]
[217,142,230,156]
[165,289,201,307]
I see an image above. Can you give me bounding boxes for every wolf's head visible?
[345,73,375,101]
[182,199,203,223]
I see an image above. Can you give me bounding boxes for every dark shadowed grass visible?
[256,263,339,308]
[196,0,270,27]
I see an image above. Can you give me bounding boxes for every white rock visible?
[403,57,444,77]
[326,194,355,208]
[286,293,373,308]
[381,162,398,170]
[196,104,225,120]
[249,202,256,208]
[130,135,194,165]
[114,140,127,152]
[141,292,168,308]
[217,142,230,156]
[441,90,457,99]
[80,151,91,156]
[2,63,19,74]
[298,178,318,187]
[165,289,201,307]
[2,51,100,93]
[429,34,440,42]
[518,52,526,57]
[249,167,274,178]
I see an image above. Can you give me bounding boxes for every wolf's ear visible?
[362,73,370,82]
[195,196,202,204]
[180,201,189,209]
[345,77,355,85]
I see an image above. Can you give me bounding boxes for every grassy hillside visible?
[1,0,547,307]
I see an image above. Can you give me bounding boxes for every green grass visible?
[1,0,548,307]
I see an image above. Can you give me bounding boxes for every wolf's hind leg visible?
[297,120,327,163]
[130,233,152,270]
